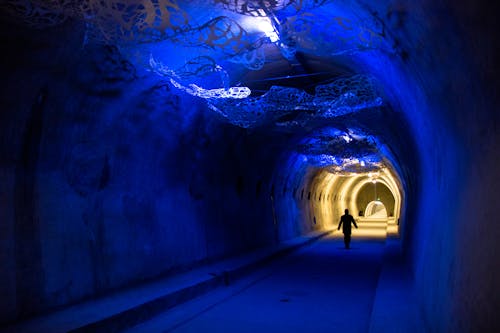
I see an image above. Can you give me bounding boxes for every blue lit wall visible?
[341,2,499,331]
[0,0,498,331]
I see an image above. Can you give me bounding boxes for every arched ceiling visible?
[1,0,415,180]
[1,1,395,93]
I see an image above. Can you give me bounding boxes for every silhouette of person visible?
[337,209,358,249]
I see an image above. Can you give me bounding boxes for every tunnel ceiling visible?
[1,0,413,178]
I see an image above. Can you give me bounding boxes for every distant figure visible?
[337,209,358,249]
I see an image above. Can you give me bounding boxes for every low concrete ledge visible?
[1,229,332,333]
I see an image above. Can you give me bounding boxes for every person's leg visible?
[345,234,351,249]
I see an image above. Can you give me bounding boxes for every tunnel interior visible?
[0,0,498,332]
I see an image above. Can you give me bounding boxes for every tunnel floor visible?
[124,236,421,333]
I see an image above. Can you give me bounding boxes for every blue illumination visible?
[291,127,386,173]
[3,1,395,73]
[3,0,393,133]
[149,55,251,99]
[207,75,382,128]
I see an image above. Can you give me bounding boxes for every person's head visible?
[345,209,349,214]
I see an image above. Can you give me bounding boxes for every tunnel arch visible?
[270,124,407,241]
[350,177,399,218]
[355,181,395,216]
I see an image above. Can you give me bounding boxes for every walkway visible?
[1,232,424,333]
[125,235,420,333]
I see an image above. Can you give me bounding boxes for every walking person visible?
[337,209,358,249]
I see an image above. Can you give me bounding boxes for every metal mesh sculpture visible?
[279,12,387,56]
[208,85,311,127]
[3,0,389,128]
[214,0,294,16]
[214,0,332,15]
[150,55,251,99]
[326,158,384,175]
[150,61,384,129]
[207,74,383,128]
[79,0,192,43]
[296,130,386,174]
[2,0,391,57]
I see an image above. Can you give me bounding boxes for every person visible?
[337,209,358,249]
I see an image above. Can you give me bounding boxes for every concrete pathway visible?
[0,231,332,333]
[126,236,387,333]
[2,232,423,333]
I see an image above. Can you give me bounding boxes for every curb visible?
[2,230,332,333]
[71,230,332,333]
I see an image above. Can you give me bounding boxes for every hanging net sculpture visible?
[208,85,311,127]
[150,56,383,128]
[278,12,388,57]
[214,0,332,16]
[296,130,386,174]
[296,133,379,158]
[150,55,251,99]
[327,157,384,175]
[2,0,392,128]
[180,16,254,55]
[313,75,383,116]
[213,0,293,16]
[2,0,392,58]
[207,74,383,128]
[305,155,384,174]
[79,0,191,43]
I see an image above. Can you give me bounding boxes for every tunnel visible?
[0,1,498,332]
